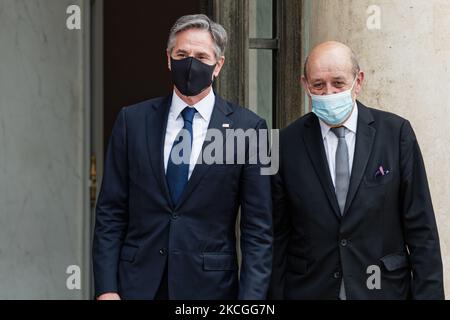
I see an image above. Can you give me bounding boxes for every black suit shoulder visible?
[362,104,417,143]
[125,96,167,111]
[284,112,313,130]
[120,96,169,119]
[216,96,267,129]
[280,112,314,142]
[365,105,409,128]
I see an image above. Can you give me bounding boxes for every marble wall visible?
[304,0,450,298]
[0,0,90,299]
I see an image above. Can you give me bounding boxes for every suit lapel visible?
[146,95,173,207]
[343,102,376,215]
[175,95,234,210]
[303,115,341,219]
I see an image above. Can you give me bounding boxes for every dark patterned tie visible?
[166,107,197,205]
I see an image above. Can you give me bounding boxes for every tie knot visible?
[331,127,347,139]
[181,107,197,124]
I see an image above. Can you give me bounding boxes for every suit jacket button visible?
[334,272,341,279]
[340,239,348,247]
[172,214,179,220]
[159,248,167,256]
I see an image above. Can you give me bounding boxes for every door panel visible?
[103,0,206,149]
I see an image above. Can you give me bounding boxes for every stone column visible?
[0,0,90,299]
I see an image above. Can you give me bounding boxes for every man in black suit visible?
[269,41,444,300]
[93,14,272,300]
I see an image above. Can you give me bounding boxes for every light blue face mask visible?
[308,77,357,126]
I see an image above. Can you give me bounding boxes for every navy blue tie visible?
[166,107,197,205]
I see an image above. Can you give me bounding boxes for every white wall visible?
[0,0,90,299]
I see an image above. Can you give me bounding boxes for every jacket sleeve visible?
[238,119,273,300]
[92,108,129,297]
[400,120,445,299]
[268,144,290,300]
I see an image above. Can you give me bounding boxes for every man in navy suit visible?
[93,14,272,300]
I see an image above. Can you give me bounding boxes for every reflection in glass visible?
[249,49,273,129]
[249,0,273,38]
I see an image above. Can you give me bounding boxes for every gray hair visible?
[167,14,228,60]
[303,50,361,80]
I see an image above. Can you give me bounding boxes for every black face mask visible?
[170,57,216,97]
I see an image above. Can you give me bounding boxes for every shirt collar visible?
[319,102,359,140]
[170,89,215,122]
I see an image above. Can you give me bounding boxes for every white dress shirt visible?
[319,103,359,187]
[164,89,215,179]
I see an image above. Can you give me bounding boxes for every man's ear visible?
[213,56,225,78]
[301,76,310,95]
[354,71,365,96]
[167,49,172,71]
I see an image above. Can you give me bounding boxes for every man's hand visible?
[97,293,121,300]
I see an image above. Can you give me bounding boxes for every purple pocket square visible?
[375,166,390,178]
